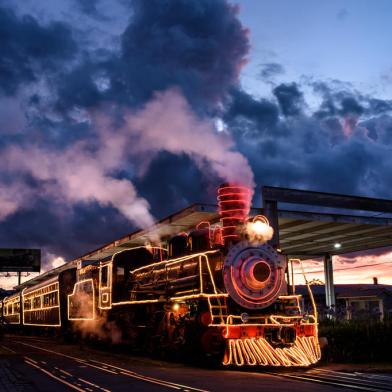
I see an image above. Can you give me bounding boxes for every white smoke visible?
[245,220,274,243]
[1,89,254,229]
[2,142,155,229]
[120,89,255,188]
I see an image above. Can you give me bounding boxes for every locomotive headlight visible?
[245,215,274,243]
[253,220,268,235]
[172,303,180,312]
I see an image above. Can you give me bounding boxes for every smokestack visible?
[217,183,251,246]
[373,277,378,285]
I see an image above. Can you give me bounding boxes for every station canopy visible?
[16,187,392,290]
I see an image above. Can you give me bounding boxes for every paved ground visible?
[0,334,391,392]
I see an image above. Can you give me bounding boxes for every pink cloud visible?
[293,251,392,285]
[120,89,255,188]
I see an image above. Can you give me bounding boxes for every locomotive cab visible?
[112,247,167,303]
[113,248,149,303]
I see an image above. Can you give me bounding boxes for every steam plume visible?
[1,89,254,232]
[2,143,155,229]
[117,89,255,188]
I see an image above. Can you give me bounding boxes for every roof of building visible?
[68,203,392,262]
[15,186,392,290]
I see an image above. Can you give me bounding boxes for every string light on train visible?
[1,182,323,369]
[68,279,96,321]
[23,281,61,327]
[223,336,321,367]
[2,294,21,324]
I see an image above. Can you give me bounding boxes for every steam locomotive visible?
[0,184,321,367]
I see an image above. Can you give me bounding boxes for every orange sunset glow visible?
[294,249,392,285]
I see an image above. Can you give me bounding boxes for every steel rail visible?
[266,370,392,392]
[14,340,210,392]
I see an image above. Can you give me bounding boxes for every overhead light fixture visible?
[334,242,342,249]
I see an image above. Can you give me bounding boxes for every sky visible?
[1,0,392,289]
[238,0,392,100]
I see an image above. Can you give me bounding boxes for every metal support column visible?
[290,258,295,294]
[18,271,21,286]
[263,199,280,248]
[324,254,336,312]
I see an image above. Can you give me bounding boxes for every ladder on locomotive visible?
[208,296,228,324]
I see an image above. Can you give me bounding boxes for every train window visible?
[33,296,41,309]
[115,266,125,288]
[51,292,56,306]
[101,265,109,288]
[81,280,93,294]
[24,298,31,310]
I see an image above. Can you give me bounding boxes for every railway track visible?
[2,335,392,392]
[8,339,210,392]
[268,368,392,392]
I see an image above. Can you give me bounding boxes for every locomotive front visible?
[210,184,321,366]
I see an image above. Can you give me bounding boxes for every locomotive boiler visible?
[1,184,321,367]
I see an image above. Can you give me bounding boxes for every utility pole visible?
[324,253,336,316]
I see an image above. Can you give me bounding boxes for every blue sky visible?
[238,0,392,99]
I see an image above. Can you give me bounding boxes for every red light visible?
[217,184,251,245]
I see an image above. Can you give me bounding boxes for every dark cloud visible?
[273,82,304,117]
[134,151,214,218]
[224,88,280,136]
[111,0,249,110]
[0,5,77,95]
[259,62,285,80]
[51,0,250,114]
[75,0,101,16]
[0,196,131,264]
[339,96,364,117]
[56,59,103,110]
[368,98,392,115]
[223,83,392,206]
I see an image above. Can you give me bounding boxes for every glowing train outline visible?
[0,184,321,367]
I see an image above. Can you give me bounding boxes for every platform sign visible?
[0,249,41,272]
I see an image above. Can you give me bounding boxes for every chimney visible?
[373,277,378,285]
[217,183,251,246]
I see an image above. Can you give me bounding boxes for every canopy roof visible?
[16,187,392,290]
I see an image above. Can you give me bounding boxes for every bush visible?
[319,319,392,363]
